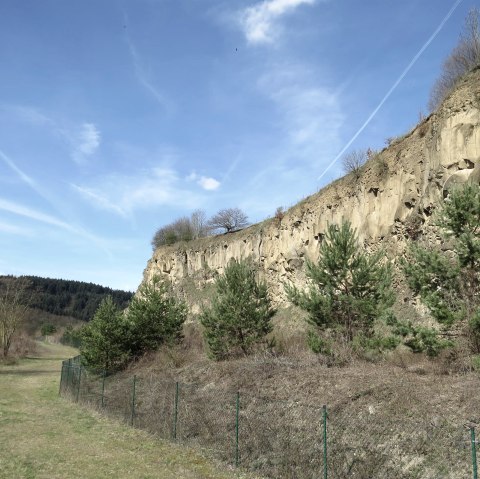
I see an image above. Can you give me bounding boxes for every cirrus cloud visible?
[240,0,316,44]
[72,123,101,165]
[72,167,205,218]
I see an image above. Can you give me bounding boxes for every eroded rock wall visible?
[142,69,480,309]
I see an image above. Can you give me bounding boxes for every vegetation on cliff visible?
[403,182,480,356]
[286,221,396,354]
[429,7,480,111]
[151,207,249,249]
[200,259,274,360]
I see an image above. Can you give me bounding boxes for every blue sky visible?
[0,0,475,291]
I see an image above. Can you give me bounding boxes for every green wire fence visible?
[59,357,479,479]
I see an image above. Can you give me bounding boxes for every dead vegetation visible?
[67,333,480,479]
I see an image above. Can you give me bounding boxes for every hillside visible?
[143,67,480,318]
[64,68,480,479]
[0,275,133,322]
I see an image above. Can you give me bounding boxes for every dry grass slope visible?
[70,345,480,479]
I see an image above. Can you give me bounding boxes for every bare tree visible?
[190,209,208,239]
[208,208,249,233]
[0,278,29,358]
[429,8,480,111]
[342,149,367,179]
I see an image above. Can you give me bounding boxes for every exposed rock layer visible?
[142,69,480,308]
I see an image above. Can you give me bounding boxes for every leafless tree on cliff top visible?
[342,149,367,179]
[429,8,480,111]
[190,209,208,239]
[208,208,249,233]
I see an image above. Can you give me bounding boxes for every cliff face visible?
[142,69,480,308]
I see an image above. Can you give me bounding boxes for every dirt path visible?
[0,343,255,479]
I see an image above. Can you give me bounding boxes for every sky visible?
[0,0,476,291]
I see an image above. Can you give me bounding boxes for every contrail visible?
[0,149,112,256]
[317,0,464,182]
[0,149,38,190]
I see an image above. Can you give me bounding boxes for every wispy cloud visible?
[0,198,78,232]
[2,105,101,166]
[71,123,101,165]
[187,172,221,191]
[1,105,55,127]
[0,197,112,255]
[240,0,316,44]
[71,184,128,217]
[257,62,343,162]
[123,13,171,111]
[0,148,66,212]
[72,167,203,217]
[0,220,32,236]
[0,149,37,190]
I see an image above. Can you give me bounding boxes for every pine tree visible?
[403,183,480,350]
[286,221,394,342]
[200,259,275,360]
[126,276,187,357]
[80,296,130,372]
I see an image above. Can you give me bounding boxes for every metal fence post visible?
[235,391,240,467]
[323,404,328,479]
[101,370,106,408]
[58,361,65,396]
[66,359,72,395]
[471,426,478,479]
[130,375,137,427]
[76,366,82,403]
[173,381,179,440]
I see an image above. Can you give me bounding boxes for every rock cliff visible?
[142,68,480,310]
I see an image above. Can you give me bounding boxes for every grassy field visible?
[0,342,258,479]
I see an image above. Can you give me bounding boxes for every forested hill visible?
[0,275,133,322]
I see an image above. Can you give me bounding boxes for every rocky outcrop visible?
[142,69,480,308]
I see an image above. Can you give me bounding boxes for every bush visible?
[374,155,389,177]
[342,150,367,179]
[353,333,400,353]
[274,206,285,224]
[200,259,275,360]
[471,354,480,371]
[151,210,209,249]
[40,323,57,337]
[306,330,332,355]
[469,311,480,353]
[60,325,83,348]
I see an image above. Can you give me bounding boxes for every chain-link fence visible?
[59,358,480,479]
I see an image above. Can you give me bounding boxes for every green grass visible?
[0,342,259,479]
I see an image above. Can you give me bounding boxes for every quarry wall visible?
[142,69,480,309]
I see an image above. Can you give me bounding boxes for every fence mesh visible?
[327,401,472,479]
[240,394,324,478]
[59,358,479,479]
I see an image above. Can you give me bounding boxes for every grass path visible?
[0,343,256,479]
